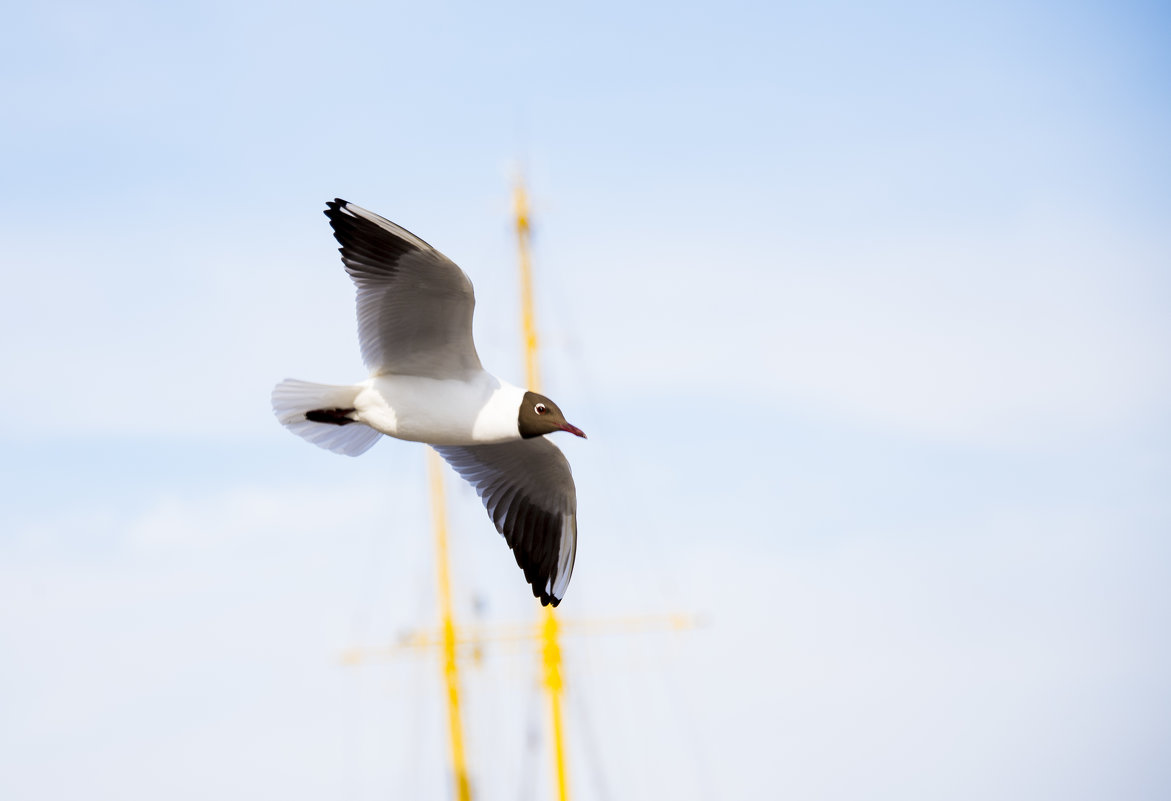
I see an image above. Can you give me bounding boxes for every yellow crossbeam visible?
[341,614,702,663]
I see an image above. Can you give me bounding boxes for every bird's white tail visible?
[271,379,382,456]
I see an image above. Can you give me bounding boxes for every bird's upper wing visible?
[433,438,577,606]
[324,199,482,378]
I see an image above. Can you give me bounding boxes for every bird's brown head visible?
[517,391,586,439]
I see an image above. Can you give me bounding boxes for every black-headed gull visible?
[272,199,585,606]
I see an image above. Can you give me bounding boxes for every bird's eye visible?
[535,403,548,415]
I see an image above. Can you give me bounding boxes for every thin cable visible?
[659,634,716,801]
[564,650,615,801]
[516,670,542,801]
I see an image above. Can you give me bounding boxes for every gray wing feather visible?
[433,439,577,606]
[325,200,482,378]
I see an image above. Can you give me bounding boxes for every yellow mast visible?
[427,450,473,801]
[514,178,542,392]
[513,176,571,801]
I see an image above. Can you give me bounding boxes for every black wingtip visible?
[538,589,561,607]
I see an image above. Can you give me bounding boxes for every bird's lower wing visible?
[433,439,577,606]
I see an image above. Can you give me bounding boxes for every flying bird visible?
[272,200,586,606]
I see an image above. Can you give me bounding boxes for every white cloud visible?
[126,482,390,548]
[3,421,1169,800]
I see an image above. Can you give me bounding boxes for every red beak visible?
[560,422,587,439]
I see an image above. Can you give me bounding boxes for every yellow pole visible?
[513,178,542,393]
[542,606,570,801]
[513,176,571,801]
[428,449,473,801]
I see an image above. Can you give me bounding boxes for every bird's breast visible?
[354,374,524,446]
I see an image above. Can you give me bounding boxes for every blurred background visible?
[2,1,1169,799]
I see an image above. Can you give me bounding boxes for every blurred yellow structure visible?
[427,448,472,801]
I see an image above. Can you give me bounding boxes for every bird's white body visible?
[354,373,527,445]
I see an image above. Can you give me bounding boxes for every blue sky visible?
[2,1,1170,799]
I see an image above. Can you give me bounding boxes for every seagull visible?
[272,199,586,606]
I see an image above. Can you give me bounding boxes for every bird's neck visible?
[470,381,528,443]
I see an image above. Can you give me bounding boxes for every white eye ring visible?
[535,403,548,415]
